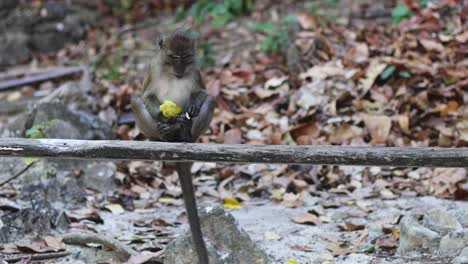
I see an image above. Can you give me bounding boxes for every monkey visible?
[131,31,215,264]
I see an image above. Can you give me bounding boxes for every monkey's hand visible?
[186,105,201,118]
[175,113,193,127]
[157,122,179,141]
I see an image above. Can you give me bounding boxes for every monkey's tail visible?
[175,162,209,264]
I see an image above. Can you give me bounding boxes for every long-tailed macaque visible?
[131,31,215,264]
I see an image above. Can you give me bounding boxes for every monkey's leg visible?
[130,93,160,140]
[142,92,162,120]
[190,95,215,140]
[175,162,209,264]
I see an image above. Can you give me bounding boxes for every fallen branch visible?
[2,251,70,263]
[0,138,467,167]
[62,232,137,259]
[0,66,84,90]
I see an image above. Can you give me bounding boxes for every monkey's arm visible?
[190,94,215,140]
[184,72,216,140]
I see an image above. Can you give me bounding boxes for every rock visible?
[422,208,462,235]
[0,76,115,208]
[0,31,30,66]
[164,205,271,264]
[336,253,372,264]
[397,215,440,256]
[450,209,468,228]
[1,101,113,140]
[367,223,384,243]
[439,229,468,256]
[81,162,117,193]
[0,2,97,66]
[39,78,96,112]
[452,247,468,264]
[0,199,69,243]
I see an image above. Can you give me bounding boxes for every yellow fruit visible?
[160,100,182,118]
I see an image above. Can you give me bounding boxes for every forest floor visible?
[0,0,467,263]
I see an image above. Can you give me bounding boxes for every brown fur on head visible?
[159,31,196,79]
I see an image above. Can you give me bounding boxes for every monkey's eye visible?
[169,54,180,60]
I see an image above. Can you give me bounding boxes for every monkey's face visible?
[161,33,196,79]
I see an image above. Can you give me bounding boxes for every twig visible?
[62,232,138,259]
[118,18,160,37]
[0,161,36,187]
[0,66,84,91]
[2,251,70,263]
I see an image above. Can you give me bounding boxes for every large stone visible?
[0,199,69,243]
[0,76,115,208]
[452,247,468,264]
[0,32,30,66]
[164,205,271,264]
[422,208,463,235]
[81,162,117,193]
[397,215,440,256]
[1,99,113,140]
[0,2,97,66]
[450,209,468,228]
[439,229,468,257]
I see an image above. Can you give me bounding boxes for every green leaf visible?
[175,5,185,22]
[360,244,376,253]
[25,119,58,139]
[22,157,39,165]
[399,70,411,78]
[420,0,430,7]
[211,13,233,27]
[392,4,412,24]
[248,22,276,34]
[308,3,319,15]
[25,124,44,139]
[380,65,396,80]
[282,14,297,25]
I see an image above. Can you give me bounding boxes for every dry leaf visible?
[104,203,125,215]
[297,12,317,30]
[281,192,303,208]
[264,231,281,240]
[359,60,387,95]
[43,236,65,252]
[291,212,321,225]
[326,242,358,256]
[290,244,314,252]
[222,197,242,209]
[286,259,300,264]
[338,219,366,231]
[420,39,444,52]
[363,115,392,144]
[224,128,242,144]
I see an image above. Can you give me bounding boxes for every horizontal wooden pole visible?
[0,138,467,167]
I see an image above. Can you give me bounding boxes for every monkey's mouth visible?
[174,73,184,78]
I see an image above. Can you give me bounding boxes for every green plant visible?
[102,49,122,80]
[23,119,58,164]
[198,43,215,67]
[248,15,296,54]
[391,3,412,24]
[191,0,254,27]
[391,0,433,24]
[26,119,58,139]
[307,0,340,23]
